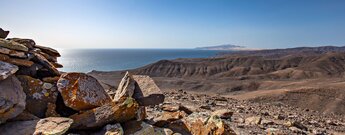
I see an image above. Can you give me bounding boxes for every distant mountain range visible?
[195,44,257,51]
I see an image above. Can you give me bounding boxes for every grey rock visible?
[0,61,18,80]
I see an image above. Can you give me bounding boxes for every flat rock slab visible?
[0,61,18,80]
[32,53,59,75]
[0,47,27,58]
[8,38,36,49]
[0,76,26,124]
[0,117,73,135]
[57,72,111,111]
[132,75,165,106]
[69,98,139,129]
[35,45,61,57]
[0,39,28,52]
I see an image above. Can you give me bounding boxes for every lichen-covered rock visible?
[17,75,58,117]
[0,117,73,135]
[168,112,235,135]
[8,38,36,49]
[113,71,135,102]
[0,38,28,52]
[35,45,61,57]
[57,72,112,111]
[69,97,139,129]
[0,28,9,39]
[0,76,26,124]
[0,61,18,80]
[132,75,165,106]
[0,47,27,58]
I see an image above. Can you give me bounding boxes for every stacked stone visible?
[0,28,233,135]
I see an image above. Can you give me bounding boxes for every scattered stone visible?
[123,120,156,135]
[69,97,139,129]
[245,116,262,125]
[94,123,124,135]
[0,117,73,135]
[212,109,233,119]
[45,102,60,117]
[0,28,9,39]
[153,111,186,127]
[57,72,111,111]
[113,71,135,102]
[0,61,18,80]
[0,76,26,124]
[0,38,28,52]
[132,75,165,106]
[260,119,274,125]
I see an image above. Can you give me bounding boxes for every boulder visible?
[0,38,28,52]
[69,97,139,129]
[0,76,26,124]
[57,72,112,111]
[132,75,165,106]
[113,71,135,102]
[0,61,18,80]
[35,45,61,57]
[17,75,58,117]
[0,28,9,39]
[0,47,27,58]
[0,117,73,135]
[8,38,36,49]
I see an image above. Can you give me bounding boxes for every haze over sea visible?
[57,49,222,72]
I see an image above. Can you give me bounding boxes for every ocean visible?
[57,49,223,72]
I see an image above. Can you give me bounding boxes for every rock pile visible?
[0,28,236,135]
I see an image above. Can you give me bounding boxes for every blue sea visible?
[57,49,223,72]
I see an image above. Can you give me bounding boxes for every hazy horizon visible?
[1,0,345,49]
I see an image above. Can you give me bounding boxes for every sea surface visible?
[57,49,223,72]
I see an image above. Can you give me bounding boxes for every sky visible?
[1,0,345,49]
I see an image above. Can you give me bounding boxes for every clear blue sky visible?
[1,0,345,49]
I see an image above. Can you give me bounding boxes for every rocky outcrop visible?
[57,72,112,111]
